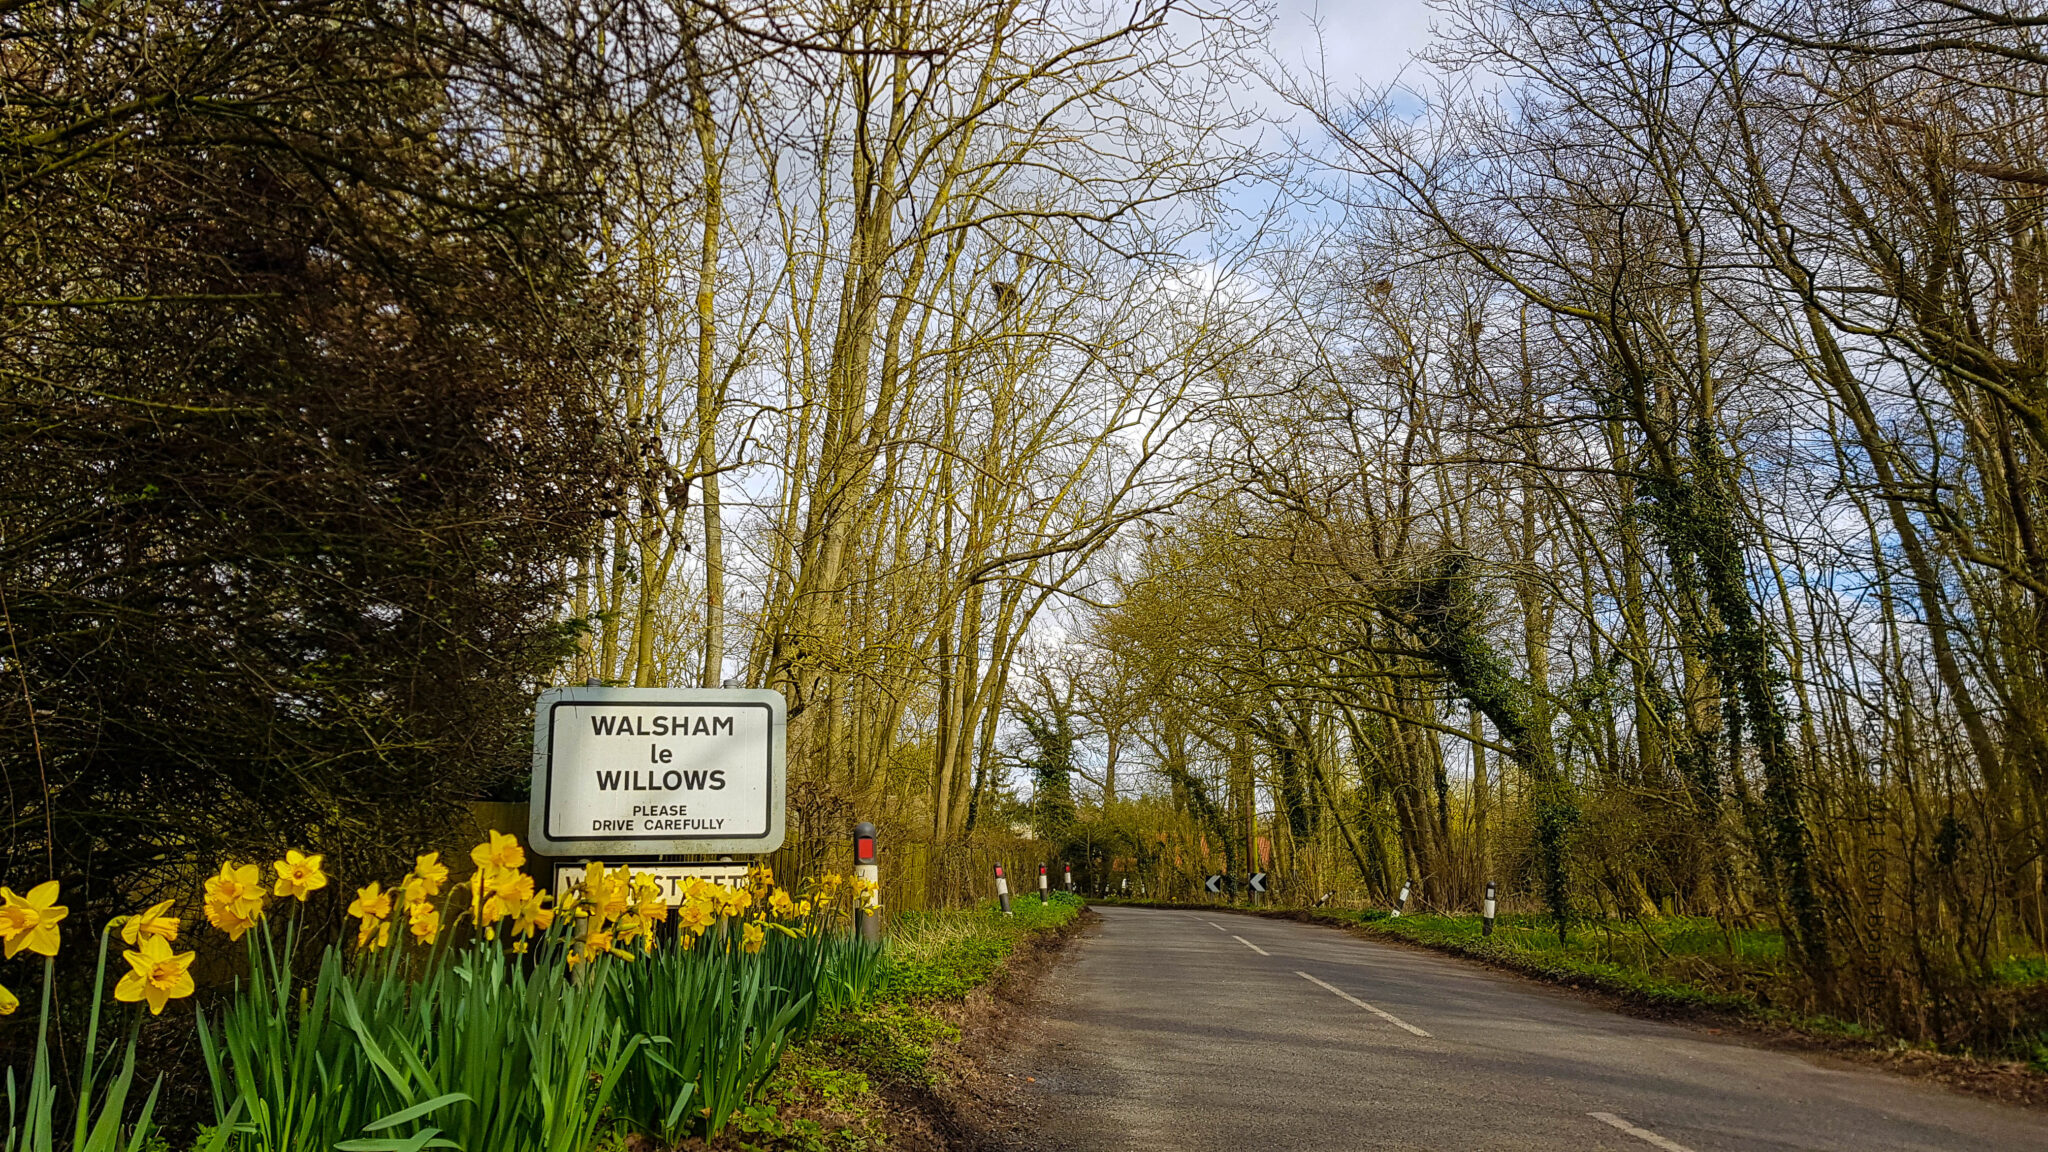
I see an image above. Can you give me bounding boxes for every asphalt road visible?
[1001,906,2046,1152]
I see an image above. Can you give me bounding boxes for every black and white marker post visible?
[1038,862,1049,903]
[1064,863,1073,892]
[994,863,1014,916]
[1482,880,1497,937]
[853,822,881,943]
[1394,880,1412,918]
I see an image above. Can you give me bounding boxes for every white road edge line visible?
[1295,971,1431,1037]
[1231,934,1270,955]
[1589,1112,1697,1152]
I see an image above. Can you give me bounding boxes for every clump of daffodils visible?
[556,860,869,967]
[0,879,202,1018]
[342,834,556,954]
[0,832,882,1019]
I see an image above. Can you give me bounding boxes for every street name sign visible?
[529,686,786,857]
[550,861,750,905]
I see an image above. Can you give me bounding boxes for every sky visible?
[1264,0,1439,96]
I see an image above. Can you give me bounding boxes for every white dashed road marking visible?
[1296,971,1431,1037]
[1232,935,1270,955]
[1590,1112,1697,1152]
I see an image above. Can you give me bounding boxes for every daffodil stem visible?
[73,924,113,1149]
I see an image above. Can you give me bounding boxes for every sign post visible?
[529,686,786,858]
[853,822,880,942]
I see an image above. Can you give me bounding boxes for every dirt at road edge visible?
[872,906,1098,1151]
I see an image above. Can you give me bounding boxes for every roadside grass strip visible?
[1590,1111,1698,1152]
[1296,970,1432,1037]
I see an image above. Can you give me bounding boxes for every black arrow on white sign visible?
[1204,874,1223,894]
[1249,872,1268,893]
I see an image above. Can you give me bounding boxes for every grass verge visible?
[719,893,1086,1151]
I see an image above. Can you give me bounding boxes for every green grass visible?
[877,894,1081,1002]
[1353,912,1771,1014]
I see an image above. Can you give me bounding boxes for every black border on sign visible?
[542,700,775,843]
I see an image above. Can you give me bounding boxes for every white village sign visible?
[528,686,787,857]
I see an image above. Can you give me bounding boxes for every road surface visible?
[1001,906,2045,1151]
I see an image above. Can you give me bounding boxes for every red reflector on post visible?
[856,837,875,862]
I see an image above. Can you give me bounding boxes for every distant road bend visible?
[1005,907,2045,1152]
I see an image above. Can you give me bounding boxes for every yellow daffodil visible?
[615,913,647,948]
[676,898,715,935]
[400,873,431,906]
[348,881,393,950]
[767,888,795,919]
[407,900,441,945]
[119,900,180,946]
[411,852,449,896]
[599,868,630,921]
[203,863,265,939]
[512,891,554,938]
[272,850,328,901]
[0,881,68,958]
[211,907,261,941]
[0,981,17,1015]
[629,874,668,924]
[483,868,534,922]
[721,886,753,916]
[348,880,392,921]
[114,935,196,1015]
[357,916,392,951]
[741,921,766,954]
[470,830,525,872]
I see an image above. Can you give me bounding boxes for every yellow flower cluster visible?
[0,880,69,1015]
[556,862,863,967]
[203,863,266,941]
[343,831,554,954]
[0,844,880,1017]
[0,880,200,1018]
[562,860,671,964]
